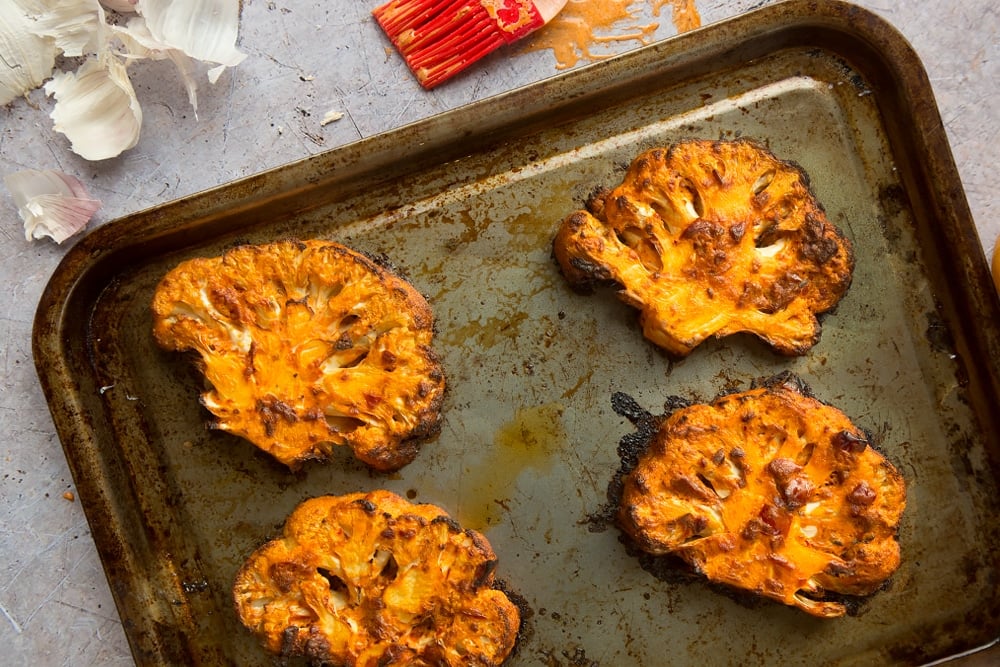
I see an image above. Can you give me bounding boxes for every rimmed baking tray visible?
[33,1,1000,664]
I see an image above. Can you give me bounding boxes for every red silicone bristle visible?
[373,0,544,88]
[373,0,467,38]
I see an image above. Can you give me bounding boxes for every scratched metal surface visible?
[3,0,1000,665]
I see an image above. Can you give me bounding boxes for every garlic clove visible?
[0,1,57,104]
[4,169,102,243]
[44,53,143,160]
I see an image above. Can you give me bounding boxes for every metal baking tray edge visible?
[32,1,1000,664]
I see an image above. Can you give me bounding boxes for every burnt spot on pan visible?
[536,645,600,667]
[924,310,956,356]
[591,389,721,588]
[585,391,674,533]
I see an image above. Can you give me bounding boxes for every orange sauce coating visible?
[522,0,702,69]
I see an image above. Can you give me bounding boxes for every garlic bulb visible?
[4,169,102,243]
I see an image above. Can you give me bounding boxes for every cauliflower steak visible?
[232,490,521,666]
[553,139,854,356]
[151,239,445,471]
[617,374,905,617]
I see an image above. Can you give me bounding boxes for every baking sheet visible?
[33,1,1000,665]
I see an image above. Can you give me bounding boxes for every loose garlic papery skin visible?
[32,0,107,58]
[45,53,143,161]
[4,0,245,161]
[136,0,247,83]
[99,0,138,12]
[4,170,102,243]
[110,17,203,114]
[0,1,57,104]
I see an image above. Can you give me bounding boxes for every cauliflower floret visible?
[232,490,521,666]
[616,373,906,618]
[552,139,855,356]
[151,239,445,471]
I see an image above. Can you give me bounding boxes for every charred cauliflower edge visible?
[552,138,855,356]
[232,490,521,666]
[151,238,445,471]
[615,373,906,618]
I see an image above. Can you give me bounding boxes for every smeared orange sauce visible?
[522,0,702,69]
[668,0,701,33]
[458,402,565,530]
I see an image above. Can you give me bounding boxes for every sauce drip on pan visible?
[458,402,564,530]
[522,0,702,69]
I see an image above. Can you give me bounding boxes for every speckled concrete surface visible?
[1,1,997,664]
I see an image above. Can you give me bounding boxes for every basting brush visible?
[373,0,568,89]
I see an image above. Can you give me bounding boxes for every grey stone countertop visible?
[1,0,997,664]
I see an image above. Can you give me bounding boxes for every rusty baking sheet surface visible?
[32,1,1000,665]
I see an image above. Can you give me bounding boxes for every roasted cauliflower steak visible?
[553,139,854,356]
[617,374,906,618]
[233,490,521,666]
[151,239,445,471]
